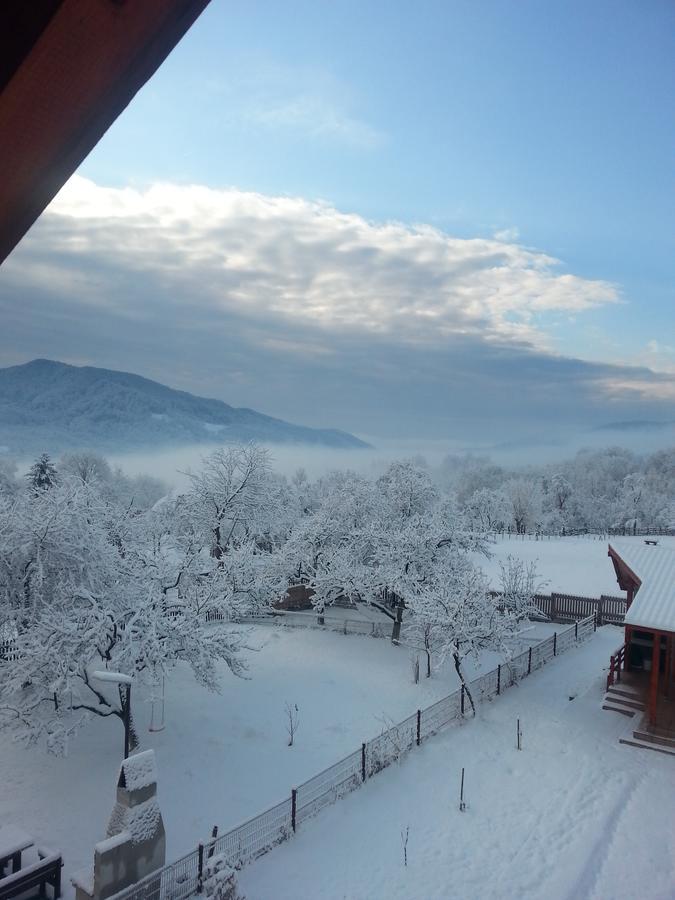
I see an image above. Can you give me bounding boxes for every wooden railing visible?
[606,644,626,691]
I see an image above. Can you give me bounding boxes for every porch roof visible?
[609,540,675,633]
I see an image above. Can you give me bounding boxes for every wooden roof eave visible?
[0,0,212,267]
[607,544,642,603]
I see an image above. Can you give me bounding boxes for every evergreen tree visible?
[27,453,58,493]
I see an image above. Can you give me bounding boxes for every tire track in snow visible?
[563,773,643,900]
[486,765,636,900]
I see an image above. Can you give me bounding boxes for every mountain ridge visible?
[0,359,369,455]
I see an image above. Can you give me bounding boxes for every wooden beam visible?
[607,545,641,607]
[0,0,212,265]
[648,631,661,726]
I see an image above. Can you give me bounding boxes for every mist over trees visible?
[440,446,675,534]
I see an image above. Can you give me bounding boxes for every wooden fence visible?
[529,592,626,626]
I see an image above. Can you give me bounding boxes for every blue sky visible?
[1,0,674,448]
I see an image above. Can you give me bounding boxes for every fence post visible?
[593,611,597,632]
[575,620,578,641]
[461,684,465,715]
[497,664,501,695]
[528,646,532,675]
[550,592,558,622]
[291,788,297,833]
[416,709,421,746]
[391,602,403,644]
[361,742,366,782]
[553,632,557,656]
[597,596,604,627]
[197,842,204,893]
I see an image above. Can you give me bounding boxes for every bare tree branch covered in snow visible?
[284,701,300,747]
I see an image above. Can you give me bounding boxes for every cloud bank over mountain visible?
[1,176,673,444]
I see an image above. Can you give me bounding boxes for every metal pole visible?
[361,742,366,782]
[197,842,204,894]
[416,709,421,746]
[528,646,532,675]
[291,788,297,833]
[459,768,466,812]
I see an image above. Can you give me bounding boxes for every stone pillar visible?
[73,750,165,900]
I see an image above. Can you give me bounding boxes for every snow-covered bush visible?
[203,853,245,900]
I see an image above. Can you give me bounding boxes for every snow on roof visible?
[118,749,157,791]
[610,540,675,632]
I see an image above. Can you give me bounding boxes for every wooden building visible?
[608,540,675,730]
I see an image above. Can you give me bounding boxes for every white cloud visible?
[493,226,520,242]
[26,176,619,353]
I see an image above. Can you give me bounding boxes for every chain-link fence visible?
[110,613,596,900]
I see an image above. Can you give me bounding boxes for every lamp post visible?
[93,670,133,759]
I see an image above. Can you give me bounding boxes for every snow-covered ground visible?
[479,534,675,597]
[2,536,671,899]
[239,626,675,900]
[0,623,551,895]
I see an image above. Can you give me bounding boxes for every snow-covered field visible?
[479,533,675,597]
[2,535,672,900]
[0,623,548,894]
[240,627,675,900]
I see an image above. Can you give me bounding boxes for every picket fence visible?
[109,613,597,900]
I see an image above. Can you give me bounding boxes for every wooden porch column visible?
[624,626,631,671]
[648,631,661,726]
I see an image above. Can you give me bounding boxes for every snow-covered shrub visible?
[203,853,245,900]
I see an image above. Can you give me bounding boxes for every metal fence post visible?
[528,646,532,675]
[553,632,557,656]
[291,788,297,833]
[575,621,578,640]
[416,709,421,746]
[197,842,204,893]
[497,664,501,695]
[461,684,465,715]
[361,742,366,782]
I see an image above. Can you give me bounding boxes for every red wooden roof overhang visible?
[0,0,212,267]
[607,544,641,609]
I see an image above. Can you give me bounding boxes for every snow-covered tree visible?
[26,453,58,494]
[501,477,543,534]
[465,487,508,532]
[0,459,18,498]
[0,456,272,753]
[497,555,546,620]
[404,547,525,711]
[182,444,276,559]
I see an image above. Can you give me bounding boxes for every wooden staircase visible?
[602,683,645,718]
[603,668,675,757]
[622,724,675,756]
